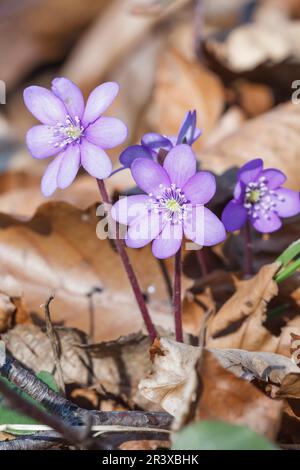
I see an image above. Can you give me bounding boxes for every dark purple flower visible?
[112,144,225,259]
[24,78,128,196]
[222,159,300,233]
[119,110,201,168]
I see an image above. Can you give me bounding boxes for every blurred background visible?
[1,0,300,218]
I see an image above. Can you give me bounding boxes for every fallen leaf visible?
[207,262,280,338]
[199,102,300,190]
[139,338,283,439]
[0,201,173,340]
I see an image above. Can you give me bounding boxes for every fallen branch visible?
[0,348,172,429]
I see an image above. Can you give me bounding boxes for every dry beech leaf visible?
[210,348,300,385]
[206,263,300,354]
[0,293,29,333]
[139,338,282,439]
[0,0,108,90]
[199,102,300,190]
[3,324,91,386]
[4,325,154,409]
[207,262,281,338]
[0,202,173,341]
[193,349,282,441]
[145,48,225,151]
[138,338,200,420]
[62,0,192,90]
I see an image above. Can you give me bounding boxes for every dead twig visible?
[44,295,65,396]
[0,348,173,429]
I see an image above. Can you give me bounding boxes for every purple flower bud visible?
[112,144,226,259]
[24,78,128,196]
[222,159,300,233]
[118,110,202,169]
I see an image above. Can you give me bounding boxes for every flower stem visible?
[196,248,209,277]
[173,247,183,343]
[243,220,254,278]
[97,179,157,342]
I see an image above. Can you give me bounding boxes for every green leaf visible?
[36,371,59,393]
[275,239,300,283]
[172,421,278,450]
[276,239,300,266]
[0,371,59,427]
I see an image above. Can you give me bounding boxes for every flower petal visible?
[238,158,263,185]
[183,171,216,204]
[184,206,226,246]
[85,117,128,149]
[41,153,64,197]
[141,133,173,154]
[131,158,170,196]
[82,82,119,126]
[119,145,152,167]
[111,195,149,225]
[163,144,196,188]
[80,138,112,179]
[126,211,163,248]
[221,200,248,231]
[57,144,80,189]
[51,77,84,120]
[251,212,282,233]
[260,168,286,189]
[152,222,183,259]
[26,125,59,159]
[23,86,67,125]
[273,188,300,218]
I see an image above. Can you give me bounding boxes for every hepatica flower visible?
[119,110,201,168]
[222,159,300,233]
[24,78,128,196]
[112,144,225,259]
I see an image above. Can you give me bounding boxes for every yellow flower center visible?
[166,198,181,212]
[247,189,261,204]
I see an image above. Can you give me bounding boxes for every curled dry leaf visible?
[0,202,173,341]
[139,338,282,439]
[206,262,300,355]
[139,338,200,419]
[209,347,300,385]
[207,262,281,338]
[199,102,300,190]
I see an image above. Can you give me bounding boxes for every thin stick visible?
[97,179,157,342]
[243,220,254,278]
[44,295,65,396]
[173,247,183,343]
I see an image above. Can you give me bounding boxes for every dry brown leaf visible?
[138,338,200,420]
[193,349,282,440]
[0,202,173,341]
[207,262,280,338]
[0,0,108,90]
[0,293,29,333]
[199,102,300,190]
[209,347,300,385]
[144,48,225,151]
[62,0,192,91]
[139,338,282,439]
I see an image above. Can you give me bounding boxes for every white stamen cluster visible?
[148,183,191,224]
[49,115,84,149]
[243,176,285,220]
